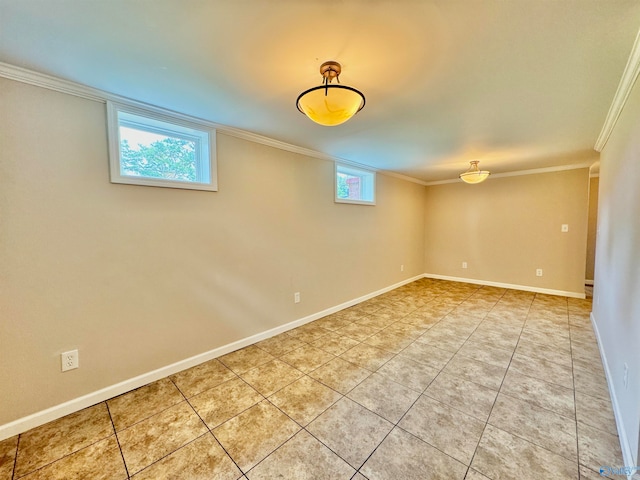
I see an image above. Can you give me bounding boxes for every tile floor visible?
[0,279,624,479]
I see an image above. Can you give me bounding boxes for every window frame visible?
[106,101,218,191]
[334,163,376,205]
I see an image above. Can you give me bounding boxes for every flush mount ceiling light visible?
[459,161,491,184]
[296,61,365,126]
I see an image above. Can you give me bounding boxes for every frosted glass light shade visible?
[460,161,490,184]
[296,85,365,126]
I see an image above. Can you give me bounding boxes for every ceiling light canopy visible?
[296,61,365,126]
[459,161,491,184]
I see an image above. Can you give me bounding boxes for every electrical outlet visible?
[294,292,300,304]
[561,224,569,233]
[536,269,543,277]
[61,350,79,372]
[623,363,629,390]
[462,262,468,269]
[400,264,404,272]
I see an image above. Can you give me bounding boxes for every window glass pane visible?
[335,164,375,204]
[119,125,198,182]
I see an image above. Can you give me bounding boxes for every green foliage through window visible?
[120,136,197,182]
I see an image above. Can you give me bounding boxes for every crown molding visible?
[423,162,593,186]
[595,28,640,152]
[0,62,429,186]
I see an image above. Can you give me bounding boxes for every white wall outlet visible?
[400,264,404,272]
[623,363,629,390]
[294,292,300,304]
[462,262,468,269]
[61,349,79,372]
[536,269,543,277]
[561,224,569,233]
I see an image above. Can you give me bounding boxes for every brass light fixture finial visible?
[296,61,365,126]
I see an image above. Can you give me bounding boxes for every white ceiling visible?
[1,0,639,182]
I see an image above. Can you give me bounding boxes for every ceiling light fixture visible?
[296,61,365,126]
[459,161,491,184]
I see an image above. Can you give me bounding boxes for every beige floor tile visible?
[468,328,520,352]
[484,308,528,324]
[573,364,610,401]
[424,372,498,422]
[311,332,360,356]
[401,310,443,328]
[213,400,300,472]
[443,355,507,391]
[219,345,276,374]
[335,323,378,342]
[577,423,624,474]
[508,353,574,388]
[575,391,618,436]
[355,316,393,331]
[246,430,355,480]
[15,403,114,477]
[358,302,385,315]
[268,376,342,426]
[170,359,236,398]
[306,398,393,469]
[416,328,469,351]
[308,357,371,394]
[108,378,185,431]
[471,425,578,480]
[465,469,492,480]
[360,427,467,480]
[312,314,353,332]
[518,329,571,353]
[363,331,413,353]
[287,323,331,343]
[339,343,394,372]
[190,377,263,429]
[132,433,241,480]
[117,401,207,475]
[255,334,306,357]
[0,435,18,480]
[280,346,335,373]
[501,370,575,419]
[339,308,368,322]
[399,341,455,369]
[19,436,126,480]
[376,355,439,392]
[240,359,303,396]
[456,340,513,369]
[488,393,577,461]
[371,307,407,323]
[399,395,484,465]
[515,338,572,368]
[383,321,428,339]
[347,373,421,423]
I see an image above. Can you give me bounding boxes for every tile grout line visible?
[105,401,131,479]
[10,433,20,480]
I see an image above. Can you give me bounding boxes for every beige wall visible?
[585,176,599,282]
[593,76,640,466]
[424,169,590,294]
[0,78,425,425]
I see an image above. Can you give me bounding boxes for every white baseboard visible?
[585,279,594,286]
[0,274,423,441]
[423,273,586,299]
[591,312,638,479]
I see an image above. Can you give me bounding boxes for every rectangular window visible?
[335,163,376,205]
[107,101,217,191]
